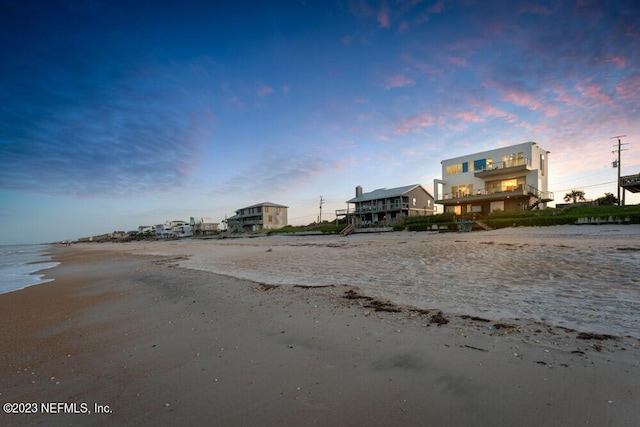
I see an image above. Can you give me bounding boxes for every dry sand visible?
[1,227,639,426]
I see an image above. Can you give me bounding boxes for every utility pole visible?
[319,196,324,223]
[611,135,628,206]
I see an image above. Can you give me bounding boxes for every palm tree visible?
[595,192,619,205]
[563,189,586,203]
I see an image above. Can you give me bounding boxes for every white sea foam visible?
[0,245,59,294]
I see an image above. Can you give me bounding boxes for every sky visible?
[1,0,639,244]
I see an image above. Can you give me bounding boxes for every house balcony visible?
[237,218,263,226]
[473,158,532,178]
[335,203,409,217]
[436,184,553,205]
[620,173,640,193]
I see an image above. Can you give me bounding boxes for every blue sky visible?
[1,0,639,244]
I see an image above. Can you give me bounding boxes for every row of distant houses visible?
[225,141,558,231]
[77,217,220,242]
[78,142,564,241]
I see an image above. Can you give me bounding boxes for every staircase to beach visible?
[340,224,356,236]
[475,220,493,231]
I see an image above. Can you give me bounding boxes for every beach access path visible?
[1,231,639,426]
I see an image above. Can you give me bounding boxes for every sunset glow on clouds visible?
[1,0,639,244]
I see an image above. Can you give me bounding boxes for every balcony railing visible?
[336,203,410,216]
[473,157,532,176]
[440,184,553,202]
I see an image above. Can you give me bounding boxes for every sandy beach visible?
[1,226,639,426]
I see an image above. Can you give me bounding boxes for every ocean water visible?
[0,244,59,294]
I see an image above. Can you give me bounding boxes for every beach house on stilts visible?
[335,184,435,227]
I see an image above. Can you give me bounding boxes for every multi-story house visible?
[336,184,435,225]
[154,220,193,239]
[227,202,288,232]
[433,141,553,215]
[190,217,219,235]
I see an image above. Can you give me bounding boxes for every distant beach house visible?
[190,217,219,235]
[433,141,554,215]
[227,202,289,232]
[336,184,435,226]
[155,220,193,239]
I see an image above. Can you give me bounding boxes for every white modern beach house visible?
[433,142,554,215]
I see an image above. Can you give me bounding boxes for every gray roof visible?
[241,202,288,209]
[347,184,426,203]
[230,202,289,216]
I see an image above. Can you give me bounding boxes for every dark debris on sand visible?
[430,311,449,326]
[576,332,618,341]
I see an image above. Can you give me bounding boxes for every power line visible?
[554,180,617,194]
[552,169,612,186]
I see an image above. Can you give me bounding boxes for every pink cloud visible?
[501,90,558,117]
[383,74,415,89]
[606,55,628,68]
[282,85,290,94]
[575,81,613,106]
[400,53,444,78]
[398,21,409,33]
[341,35,353,46]
[616,75,640,100]
[455,111,483,123]
[348,0,374,19]
[256,83,274,98]
[377,3,390,28]
[428,0,444,14]
[447,56,467,67]
[503,91,541,110]
[394,112,436,135]
[481,105,517,123]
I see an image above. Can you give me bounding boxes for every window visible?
[264,206,269,212]
[540,154,545,176]
[268,215,273,222]
[446,163,465,175]
[412,198,417,206]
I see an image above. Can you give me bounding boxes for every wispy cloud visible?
[256,83,274,98]
[383,74,415,89]
[575,80,614,107]
[0,52,213,197]
[218,148,340,199]
[377,2,390,28]
[394,112,436,135]
[616,75,640,100]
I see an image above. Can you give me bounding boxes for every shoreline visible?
[1,243,639,425]
[69,225,640,339]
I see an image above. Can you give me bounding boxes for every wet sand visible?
[1,242,639,426]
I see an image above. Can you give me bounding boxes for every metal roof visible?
[347,184,426,203]
[238,202,289,210]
